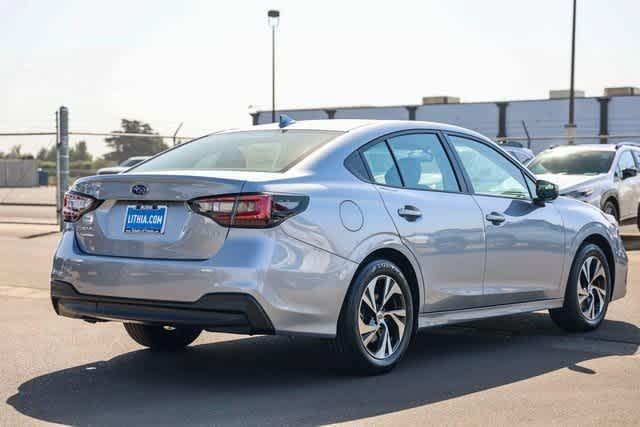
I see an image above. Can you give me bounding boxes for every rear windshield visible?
[120,158,146,167]
[528,149,614,175]
[130,130,343,173]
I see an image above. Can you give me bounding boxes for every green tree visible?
[69,140,92,162]
[6,145,33,159]
[104,119,167,163]
[7,145,22,159]
[37,146,57,162]
[36,147,48,160]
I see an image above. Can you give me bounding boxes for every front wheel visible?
[124,323,202,350]
[336,259,415,375]
[549,243,611,332]
[603,200,618,222]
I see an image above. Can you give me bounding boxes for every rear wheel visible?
[124,323,202,350]
[336,259,414,375]
[549,243,610,332]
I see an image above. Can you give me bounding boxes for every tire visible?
[336,259,415,375]
[636,204,640,232]
[549,243,611,332]
[603,199,619,222]
[124,323,202,350]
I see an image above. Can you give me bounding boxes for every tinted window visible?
[121,158,146,167]
[616,150,636,177]
[131,130,342,173]
[361,142,401,186]
[528,149,614,175]
[449,135,530,199]
[386,133,459,192]
[344,151,369,181]
[620,151,636,169]
[508,150,533,164]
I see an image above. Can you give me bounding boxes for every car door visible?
[614,150,639,220]
[360,132,486,312]
[446,134,565,305]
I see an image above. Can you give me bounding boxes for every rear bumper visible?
[51,227,358,337]
[51,280,274,334]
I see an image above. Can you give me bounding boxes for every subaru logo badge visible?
[131,184,148,196]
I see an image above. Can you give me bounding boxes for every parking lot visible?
[0,219,637,426]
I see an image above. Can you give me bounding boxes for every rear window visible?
[120,158,146,167]
[130,130,343,173]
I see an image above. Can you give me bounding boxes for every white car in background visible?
[528,142,640,227]
[96,156,150,175]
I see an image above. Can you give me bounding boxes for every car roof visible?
[547,144,621,152]
[247,119,373,132]
[227,119,492,141]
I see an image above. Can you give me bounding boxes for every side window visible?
[361,142,401,186]
[386,133,460,192]
[633,150,640,167]
[616,151,636,177]
[344,151,369,181]
[448,135,530,199]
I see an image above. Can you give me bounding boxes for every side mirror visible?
[535,180,558,205]
[622,168,637,180]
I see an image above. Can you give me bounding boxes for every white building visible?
[252,87,640,153]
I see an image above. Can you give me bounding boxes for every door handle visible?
[485,212,506,224]
[398,206,422,221]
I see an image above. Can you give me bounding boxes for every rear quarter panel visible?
[554,197,628,300]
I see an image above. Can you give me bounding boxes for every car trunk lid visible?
[72,172,249,260]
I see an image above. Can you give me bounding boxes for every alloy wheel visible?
[577,256,608,321]
[358,275,407,359]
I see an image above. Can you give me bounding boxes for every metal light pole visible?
[268,10,280,123]
[56,106,69,231]
[566,0,577,144]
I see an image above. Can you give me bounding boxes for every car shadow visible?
[7,313,639,426]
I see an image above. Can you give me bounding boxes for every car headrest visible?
[397,157,421,186]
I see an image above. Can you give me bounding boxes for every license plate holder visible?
[123,205,168,234]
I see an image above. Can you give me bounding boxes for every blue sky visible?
[1,0,638,156]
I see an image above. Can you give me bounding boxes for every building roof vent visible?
[604,87,639,97]
[422,96,460,105]
[549,89,585,99]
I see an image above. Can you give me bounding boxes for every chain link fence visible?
[1,106,639,226]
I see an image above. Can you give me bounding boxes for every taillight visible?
[188,193,308,228]
[63,191,101,222]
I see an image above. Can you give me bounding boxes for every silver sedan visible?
[52,119,628,374]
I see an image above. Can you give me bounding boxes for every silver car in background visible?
[501,142,534,164]
[96,156,151,175]
[52,119,628,374]
[529,143,640,228]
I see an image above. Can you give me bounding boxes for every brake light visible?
[188,193,308,228]
[63,191,100,222]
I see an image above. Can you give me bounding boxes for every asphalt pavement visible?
[0,224,638,426]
